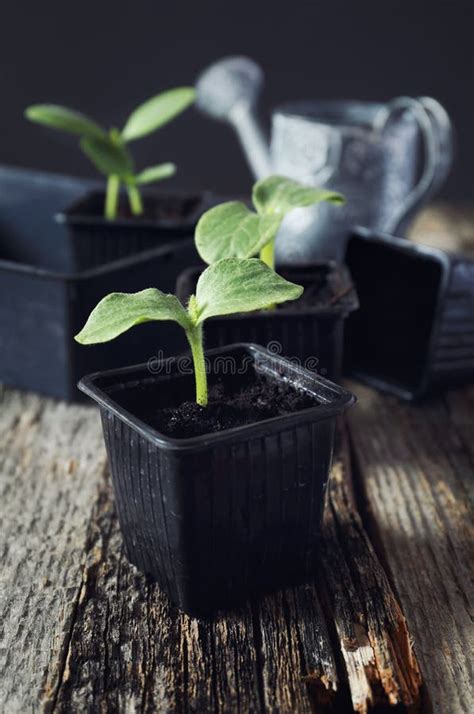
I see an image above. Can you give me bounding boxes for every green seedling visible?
[25,88,195,220]
[195,175,345,269]
[75,258,303,407]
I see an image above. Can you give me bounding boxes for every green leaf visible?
[194,258,303,323]
[195,176,345,265]
[122,87,196,141]
[252,175,345,216]
[135,163,176,185]
[195,202,266,263]
[75,289,191,344]
[25,104,105,139]
[80,135,133,178]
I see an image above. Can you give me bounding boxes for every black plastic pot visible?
[0,165,97,273]
[176,263,358,380]
[0,239,195,401]
[57,189,212,271]
[345,228,474,399]
[79,343,355,615]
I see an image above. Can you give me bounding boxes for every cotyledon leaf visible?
[75,289,192,344]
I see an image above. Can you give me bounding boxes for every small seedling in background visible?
[195,175,345,269]
[75,258,303,406]
[25,88,195,220]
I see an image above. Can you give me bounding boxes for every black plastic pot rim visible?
[78,343,356,452]
[56,188,212,231]
[0,237,194,283]
[352,226,452,276]
[177,264,359,318]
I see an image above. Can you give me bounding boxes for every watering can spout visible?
[195,56,272,179]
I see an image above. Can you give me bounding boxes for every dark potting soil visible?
[282,273,334,310]
[151,373,316,439]
[121,195,201,222]
[87,194,202,222]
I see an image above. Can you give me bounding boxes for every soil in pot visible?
[77,192,204,225]
[277,266,344,310]
[109,353,321,439]
[149,373,317,438]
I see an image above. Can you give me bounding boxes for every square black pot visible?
[345,228,474,399]
[57,189,212,271]
[176,263,358,380]
[0,239,196,401]
[79,343,355,616]
[0,165,97,273]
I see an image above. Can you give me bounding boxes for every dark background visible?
[1,0,473,199]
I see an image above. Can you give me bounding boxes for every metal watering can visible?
[195,56,454,263]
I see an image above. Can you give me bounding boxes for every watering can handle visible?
[373,96,453,235]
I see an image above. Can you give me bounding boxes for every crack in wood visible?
[320,430,422,713]
[346,382,473,713]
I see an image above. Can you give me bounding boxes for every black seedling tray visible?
[0,239,195,401]
[0,165,211,274]
[176,263,358,381]
[57,189,212,271]
[0,165,97,273]
[79,343,356,615]
[345,228,474,399]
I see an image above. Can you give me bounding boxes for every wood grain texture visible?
[320,436,421,714]
[256,584,339,712]
[51,479,261,713]
[347,383,473,714]
[0,386,422,713]
[0,390,107,712]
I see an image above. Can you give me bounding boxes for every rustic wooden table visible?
[0,205,472,714]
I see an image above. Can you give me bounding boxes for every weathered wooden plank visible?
[254,439,422,714]
[320,432,422,714]
[256,584,339,713]
[0,389,262,712]
[347,383,474,714]
[50,455,339,713]
[0,385,425,714]
[0,389,107,713]
[46,480,262,713]
[445,384,474,468]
